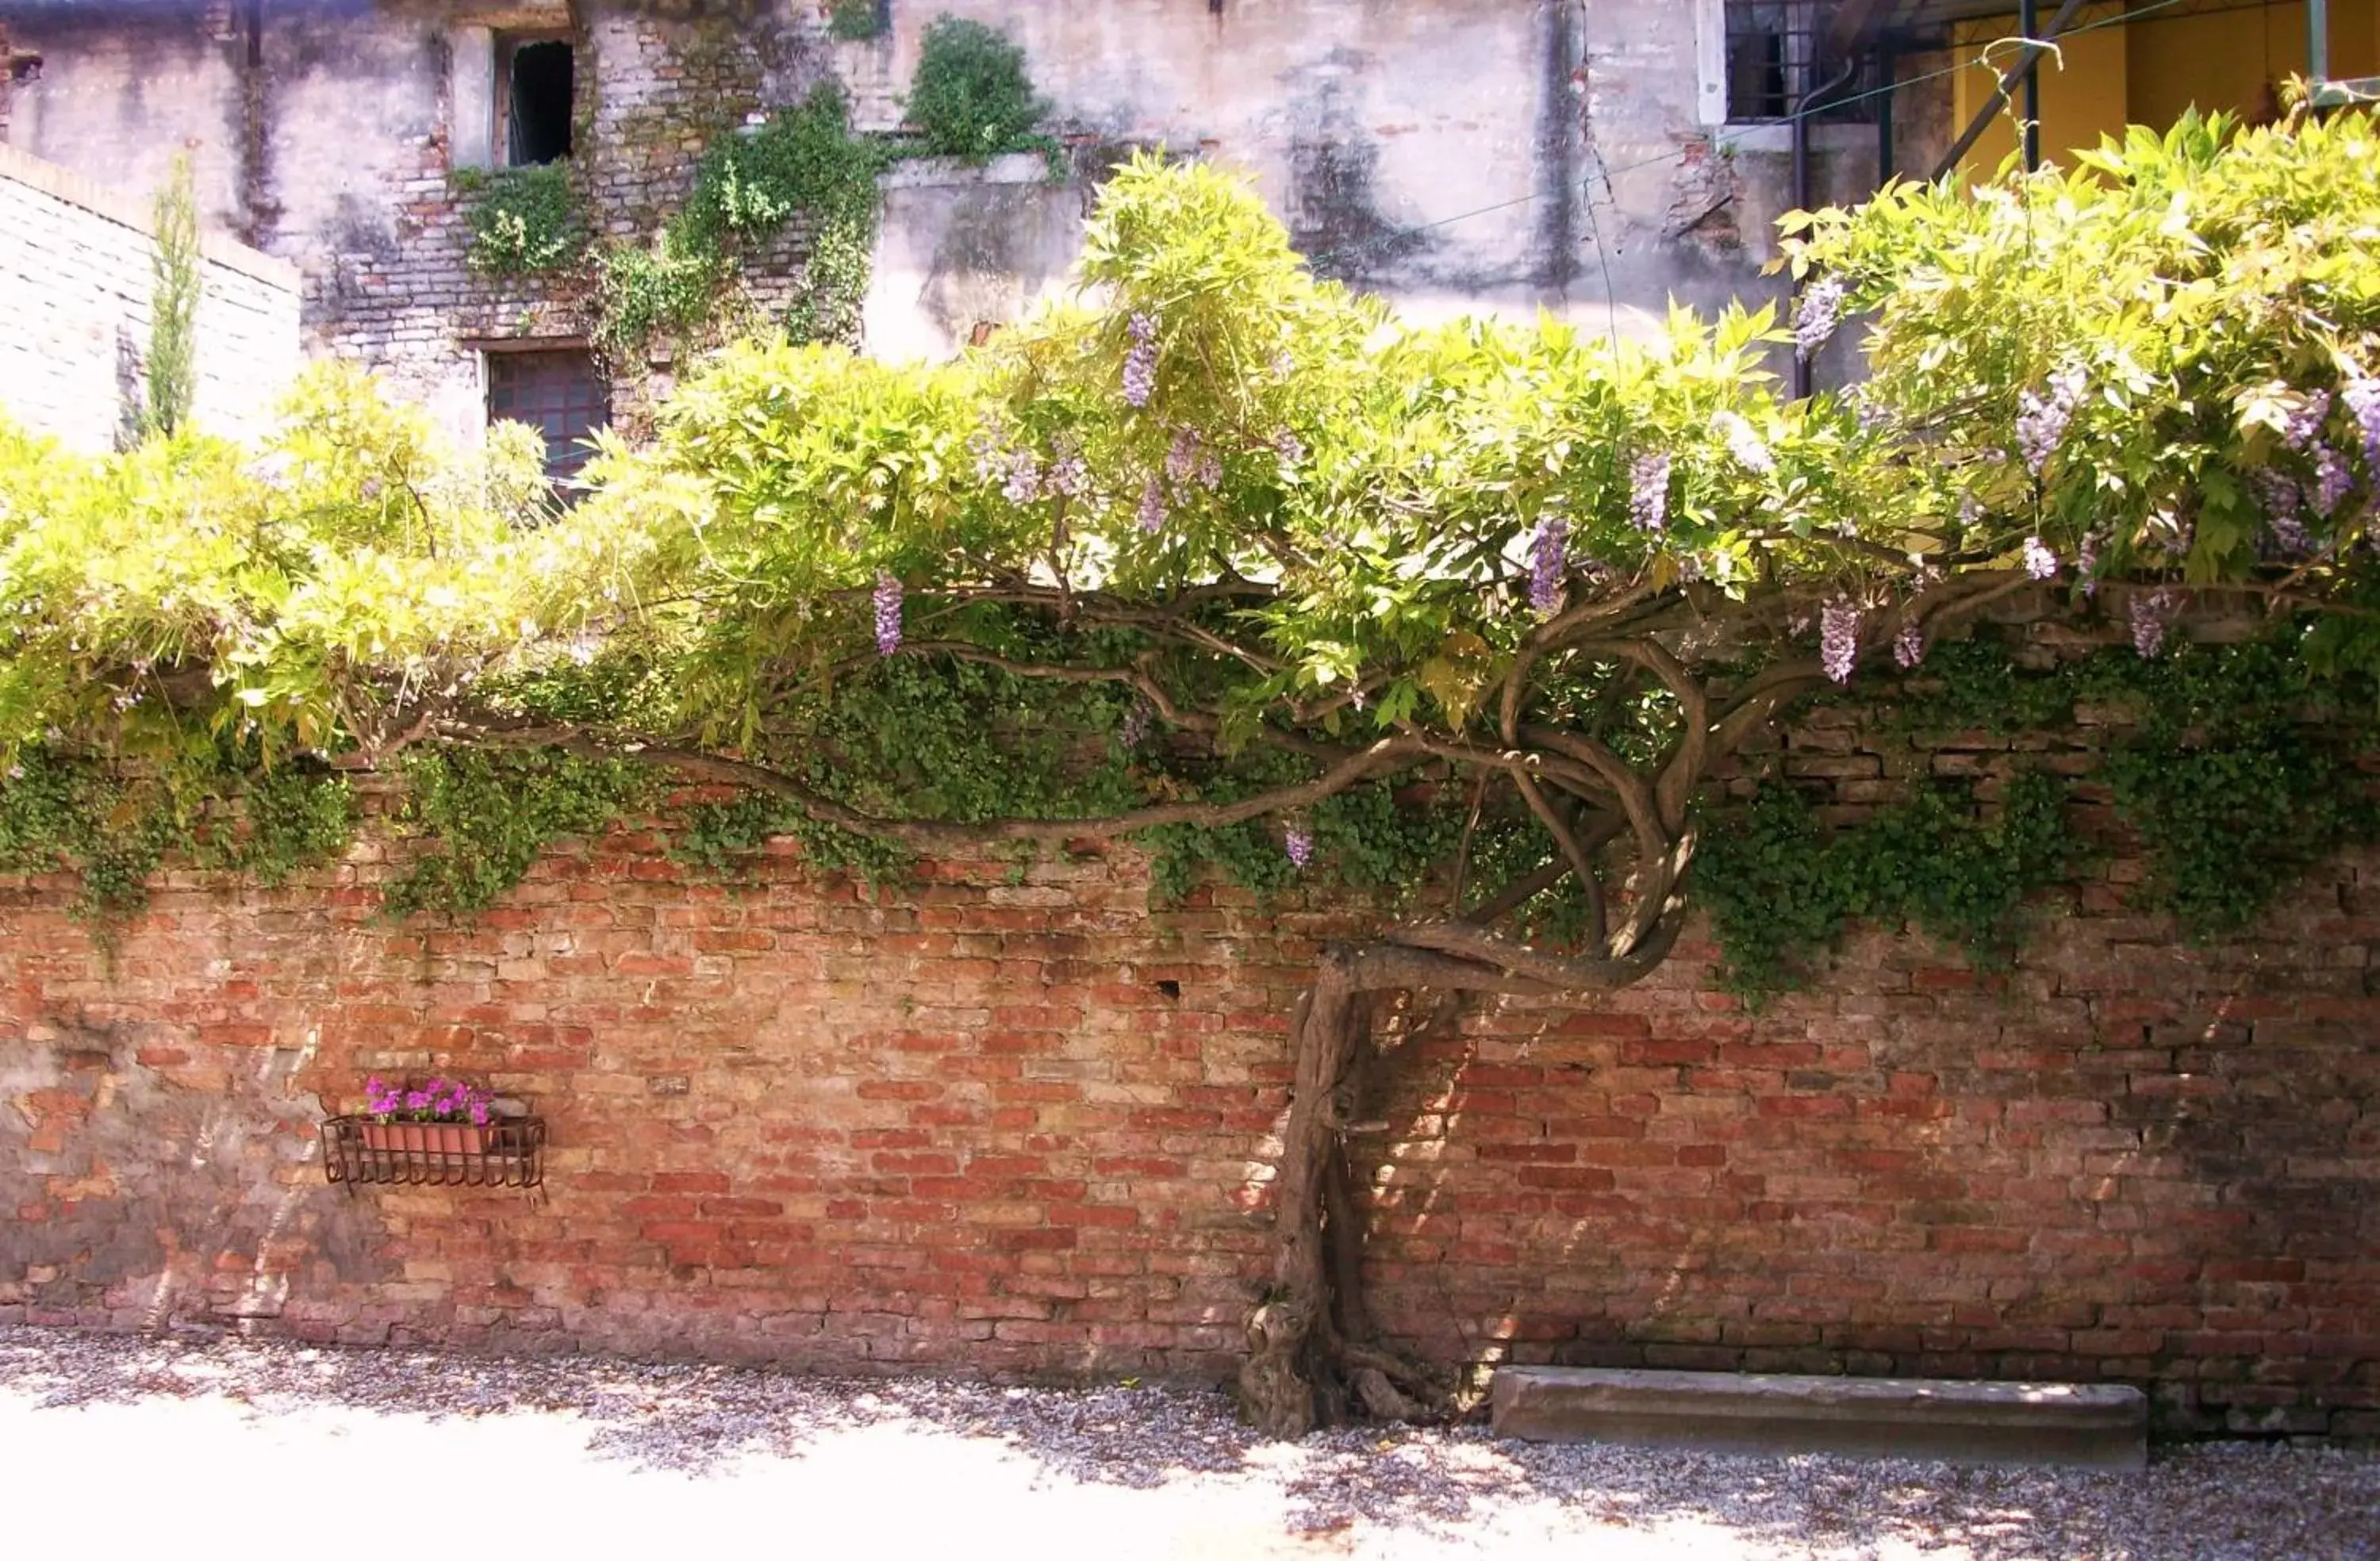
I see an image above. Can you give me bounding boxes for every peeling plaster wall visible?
[0,0,1933,411]
[0,0,834,447]
[843,0,1897,350]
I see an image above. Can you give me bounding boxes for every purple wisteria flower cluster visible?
[1529,516,1569,614]
[1820,600,1860,685]
[873,573,903,656]
[2315,444,2353,518]
[2016,366,2086,475]
[1892,618,1925,670]
[2022,535,2059,580]
[2347,377,2380,473]
[1123,313,1159,408]
[1137,474,1167,534]
[2253,470,2313,556]
[2274,388,2355,520]
[1629,452,1671,533]
[1718,412,1775,475]
[2077,534,2100,596]
[363,1076,493,1128]
[1047,435,1089,500]
[2282,389,2332,451]
[1000,452,1045,504]
[1794,275,1847,358]
[1284,824,1315,869]
[2130,589,2178,660]
[1166,429,1223,491]
[1118,699,1153,748]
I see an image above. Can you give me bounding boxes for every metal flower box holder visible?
[320,1112,547,1191]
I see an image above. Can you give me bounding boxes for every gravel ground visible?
[2,1326,2373,1560]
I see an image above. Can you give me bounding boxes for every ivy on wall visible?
[1694,627,2380,999]
[445,21,1065,362]
[827,0,884,42]
[0,746,354,930]
[592,82,890,359]
[455,165,586,277]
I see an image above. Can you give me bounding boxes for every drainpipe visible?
[1876,39,1895,184]
[1789,52,1860,400]
[2311,0,2331,86]
[2018,0,2041,170]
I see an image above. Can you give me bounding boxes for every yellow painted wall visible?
[1950,2,2380,184]
[2129,1,2380,132]
[1952,5,2130,184]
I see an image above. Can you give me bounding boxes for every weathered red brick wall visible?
[2,776,2377,1439]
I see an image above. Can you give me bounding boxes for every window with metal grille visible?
[1726,0,1878,125]
[486,349,607,487]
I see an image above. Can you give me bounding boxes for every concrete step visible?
[1490,1367,2148,1468]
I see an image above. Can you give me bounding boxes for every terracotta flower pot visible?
[361,1122,491,1155]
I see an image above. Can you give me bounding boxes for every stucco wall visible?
[0,139,298,451]
[0,0,835,447]
[843,0,1902,350]
[0,0,1927,395]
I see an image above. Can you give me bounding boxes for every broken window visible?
[486,349,608,488]
[499,35,574,166]
[1724,2,1875,124]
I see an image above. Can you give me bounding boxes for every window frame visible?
[482,343,608,489]
[494,28,576,169]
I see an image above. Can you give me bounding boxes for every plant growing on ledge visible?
[905,14,1049,160]
[593,82,887,357]
[9,109,2380,1434]
[826,0,883,41]
[457,164,585,277]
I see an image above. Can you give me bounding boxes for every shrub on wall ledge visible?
[457,165,586,277]
[906,14,1049,161]
[826,0,883,41]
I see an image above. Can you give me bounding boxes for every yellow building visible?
[1946,0,2380,182]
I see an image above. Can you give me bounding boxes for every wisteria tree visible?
[5,109,2380,1433]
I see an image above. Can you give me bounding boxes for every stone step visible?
[1490,1367,2148,1468]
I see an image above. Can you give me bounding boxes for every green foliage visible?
[381,749,653,920]
[593,232,731,361]
[231,765,358,887]
[1699,631,2380,995]
[907,16,1046,160]
[1697,771,2071,999]
[1788,108,2380,605]
[1142,776,1466,907]
[2085,641,2379,934]
[593,84,886,357]
[459,164,585,276]
[142,152,200,441]
[0,746,353,928]
[827,0,883,42]
[13,117,2380,984]
[674,791,912,884]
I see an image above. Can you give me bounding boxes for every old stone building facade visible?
[0,1,1965,459]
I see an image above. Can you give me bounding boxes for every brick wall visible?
[0,140,298,451]
[2,721,2375,1440]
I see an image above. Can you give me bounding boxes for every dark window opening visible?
[487,349,608,489]
[503,37,574,166]
[1725,1,1876,125]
